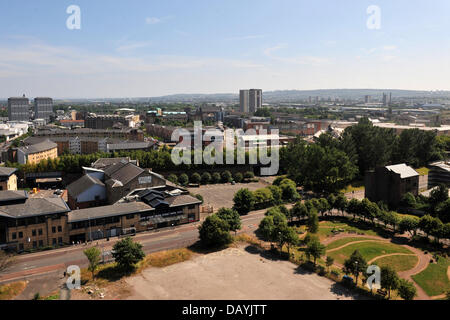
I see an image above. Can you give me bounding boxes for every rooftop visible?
[18,139,57,155]
[0,197,69,219]
[68,202,153,223]
[67,174,105,198]
[0,190,28,203]
[386,163,419,179]
[0,167,17,177]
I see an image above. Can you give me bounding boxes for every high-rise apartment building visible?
[34,97,53,121]
[8,96,30,121]
[240,89,262,113]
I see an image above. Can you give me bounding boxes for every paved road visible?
[0,211,266,284]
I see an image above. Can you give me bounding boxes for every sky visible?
[0,0,450,98]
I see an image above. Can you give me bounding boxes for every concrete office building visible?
[8,96,29,121]
[34,97,53,121]
[239,89,262,113]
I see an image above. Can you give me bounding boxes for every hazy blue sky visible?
[1,0,449,98]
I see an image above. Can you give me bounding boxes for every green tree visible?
[167,174,178,185]
[291,202,309,221]
[398,278,417,300]
[307,209,319,233]
[233,188,255,215]
[343,250,368,286]
[201,172,211,185]
[267,185,282,205]
[216,208,242,236]
[258,215,275,243]
[244,171,254,180]
[191,172,201,184]
[318,198,330,217]
[279,178,299,202]
[380,265,400,299]
[305,238,325,266]
[198,215,233,247]
[400,192,417,208]
[84,247,102,279]
[334,193,348,216]
[347,198,360,219]
[326,256,334,273]
[178,173,189,186]
[112,237,145,271]
[419,215,442,240]
[399,216,420,237]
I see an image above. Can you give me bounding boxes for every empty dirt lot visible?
[187,181,268,213]
[125,245,363,300]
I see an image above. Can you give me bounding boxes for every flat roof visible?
[386,163,419,178]
[68,202,154,223]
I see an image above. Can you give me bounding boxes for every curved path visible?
[326,239,389,253]
[368,253,417,265]
[324,233,432,300]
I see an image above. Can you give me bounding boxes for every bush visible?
[201,172,211,185]
[234,172,243,183]
[212,172,221,184]
[198,215,233,247]
[221,170,232,183]
[244,171,254,180]
[178,173,189,186]
[112,237,145,271]
[194,194,204,202]
[191,173,201,184]
[233,188,255,215]
[167,174,178,185]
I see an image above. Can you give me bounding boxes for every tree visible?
[84,247,102,279]
[305,238,325,266]
[335,194,348,216]
[279,178,299,202]
[112,237,145,271]
[191,172,201,184]
[178,173,189,186]
[201,172,211,185]
[221,170,232,183]
[307,209,319,233]
[326,256,334,273]
[318,198,330,217]
[212,172,221,184]
[399,216,420,237]
[291,202,309,221]
[400,192,417,208]
[380,265,400,299]
[436,199,450,223]
[216,208,241,235]
[233,172,243,183]
[327,194,336,215]
[258,215,275,243]
[233,188,255,215]
[198,215,233,247]
[347,198,360,219]
[343,250,368,286]
[398,278,417,300]
[267,185,282,205]
[384,211,401,233]
[429,184,449,208]
[167,174,178,185]
[419,215,442,240]
[275,223,298,254]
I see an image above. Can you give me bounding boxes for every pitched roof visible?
[18,139,57,155]
[386,163,419,179]
[0,167,17,177]
[91,157,133,169]
[68,202,153,222]
[67,174,105,198]
[0,197,69,218]
[108,163,145,185]
[166,194,202,207]
[0,190,28,202]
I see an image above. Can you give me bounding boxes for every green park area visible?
[412,256,450,297]
[373,255,419,273]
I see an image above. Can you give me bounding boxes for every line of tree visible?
[167,171,255,186]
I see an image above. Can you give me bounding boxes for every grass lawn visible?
[0,281,27,300]
[415,167,429,176]
[412,256,450,297]
[325,237,376,250]
[327,241,412,265]
[339,182,365,194]
[373,254,419,272]
[317,220,385,239]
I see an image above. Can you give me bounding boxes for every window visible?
[58,237,63,244]
[58,226,62,232]
[12,232,17,240]
[32,229,36,237]
[18,243,24,251]
[126,214,134,220]
[18,232,23,239]
[38,229,43,236]
[52,226,56,233]
[38,240,43,247]
[188,205,195,210]
[33,241,37,249]
[52,238,57,245]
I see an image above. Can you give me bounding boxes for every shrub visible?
[167,174,178,185]
[221,170,232,183]
[273,176,285,186]
[198,215,233,247]
[178,173,189,186]
[233,188,255,215]
[244,171,254,180]
[212,172,221,184]
[234,172,243,183]
[194,194,204,202]
[112,237,145,271]
[201,172,211,185]
[191,173,201,184]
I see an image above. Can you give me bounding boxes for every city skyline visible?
[1,0,450,98]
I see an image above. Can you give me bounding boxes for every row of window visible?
[11,225,62,240]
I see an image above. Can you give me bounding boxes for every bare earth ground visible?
[188,181,268,214]
[125,245,363,300]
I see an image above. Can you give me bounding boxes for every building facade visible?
[34,97,53,121]
[0,168,18,191]
[8,97,29,121]
[17,139,58,165]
